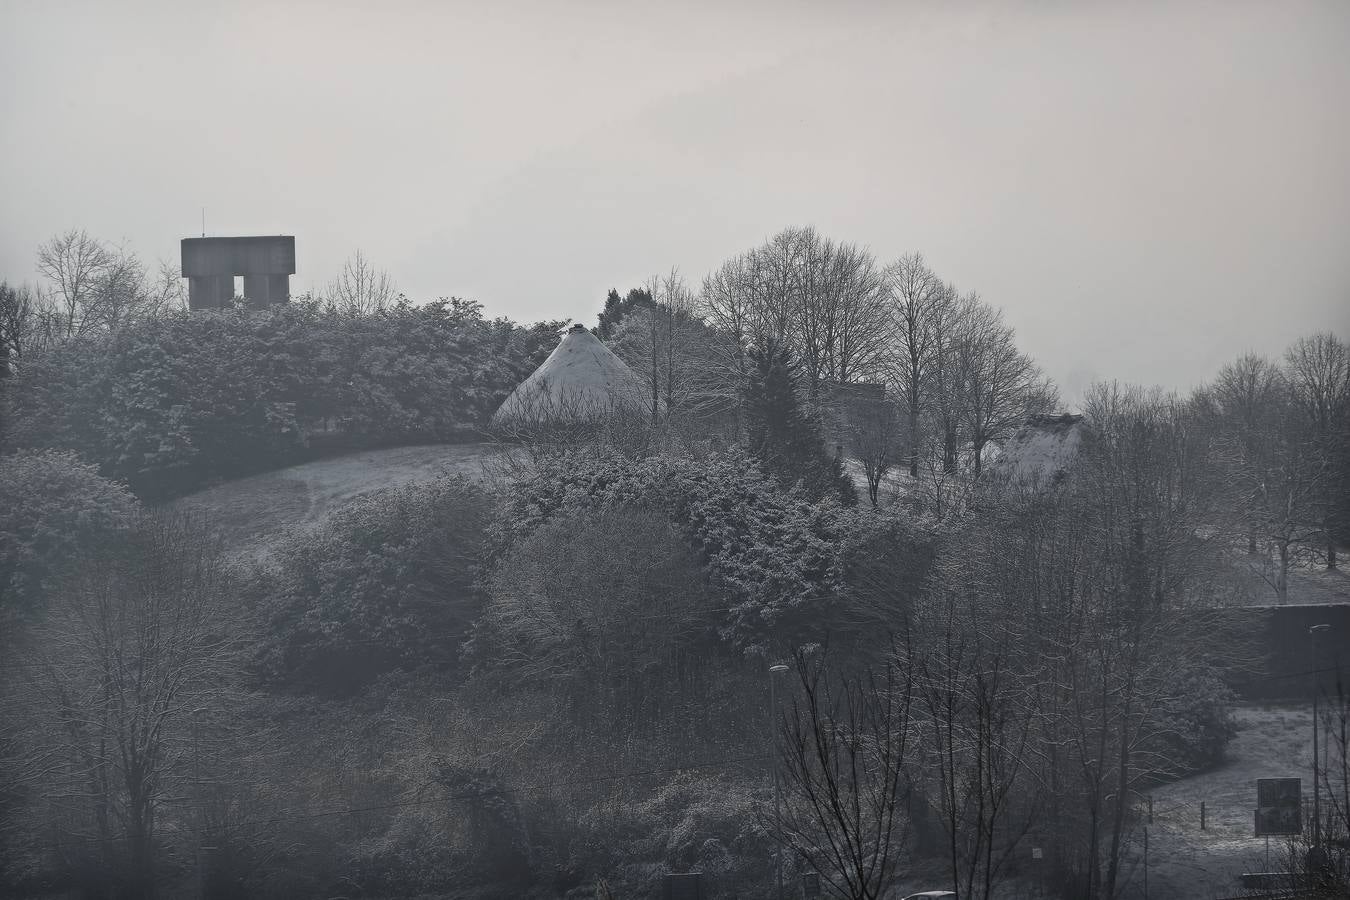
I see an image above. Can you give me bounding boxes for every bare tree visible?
[140,260,188,319]
[1283,332,1350,568]
[0,281,50,374]
[906,611,1038,900]
[939,383,1245,899]
[792,233,892,390]
[33,232,182,342]
[777,647,916,900]
[8,511,239,894]
[322,249,399,315]
[844,392,906,507]
[953,299,1057,477]
[884,254,947,477]
[922,285,975,477]
[85,243,150,331]
[702,227,891,393]
[641,268,694,422]
[1207,352,1287,554]
[1203,354,1336,600]
[610,269,739,432]
[36,229,111,338]
[699,254,763,437]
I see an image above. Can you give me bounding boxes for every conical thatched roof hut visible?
[987,413,1089,489]
[492,324,655,428]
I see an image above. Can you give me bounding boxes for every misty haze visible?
[1,2,1349,899]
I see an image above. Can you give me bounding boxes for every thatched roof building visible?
[492,324,654,428]
[987,413,1088,489]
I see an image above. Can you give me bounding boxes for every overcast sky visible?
[3,0,1348,404]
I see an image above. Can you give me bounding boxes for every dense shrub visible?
[566,776,771,899]
[253,475,494,694]
[496,448,865,655]
[1,301,562,497]
[0,449,137,618]
[1151,666,1240,774]
[435,764,535,888]
[482,506,714,719]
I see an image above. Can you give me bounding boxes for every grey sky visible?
[3,0,1348,404]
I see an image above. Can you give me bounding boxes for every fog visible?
[3,0,1348,402]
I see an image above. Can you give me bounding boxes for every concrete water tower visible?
[181,235,295,309]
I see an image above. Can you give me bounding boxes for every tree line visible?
[1,231,405,366]
[598,229,1056,511]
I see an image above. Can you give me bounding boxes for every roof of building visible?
[491,323,654,427]
[987,413,1088,488]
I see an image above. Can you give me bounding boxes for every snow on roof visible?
[988,414,1087,489]
[492,324,654,427]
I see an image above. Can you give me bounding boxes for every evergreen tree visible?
[594,286,654,340]
[744,338,856,504]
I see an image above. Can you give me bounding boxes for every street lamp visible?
[190,707,209,897]
[769,663,790,900]
[1309,624,1330,852]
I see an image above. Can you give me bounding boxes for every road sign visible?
[1254,777,1302,836]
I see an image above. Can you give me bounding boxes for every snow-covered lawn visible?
[1132,703,1334,899]
[171,442,505,561]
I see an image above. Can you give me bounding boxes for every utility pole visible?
[1310,623,1330,853]
[769,663,789,900]
[192,707,207,899]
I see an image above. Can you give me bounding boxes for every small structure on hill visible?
[492,323,655,430]
[181,236,295,310]
[987,413,1088,489]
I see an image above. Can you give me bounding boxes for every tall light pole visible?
[769,663,789,900]
[1310,623,1330,852]
[191,706,208,898]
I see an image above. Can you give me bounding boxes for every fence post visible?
[1200,800,1206,831]
[1147,794,1153,824]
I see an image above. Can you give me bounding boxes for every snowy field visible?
[1136,703,1337,899]
[171,442,505,562]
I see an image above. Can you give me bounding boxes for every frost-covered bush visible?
[0,449,137,617]
[1151,666,1239,774]
[483,505,713,717]
[2,301,560,497]
[567,776,770,899]
[495,448,864,654]
[348,810,467,897]
[253,475,493,694]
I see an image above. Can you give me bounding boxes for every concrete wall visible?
[1205,603,1350,701]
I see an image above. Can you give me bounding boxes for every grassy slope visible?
[171,442,503,561]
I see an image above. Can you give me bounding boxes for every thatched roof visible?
[492,324,654,427]
[988,414,1088,488]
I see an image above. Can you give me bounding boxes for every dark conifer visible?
[744,338,856,504]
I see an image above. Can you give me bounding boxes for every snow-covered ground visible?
[171,442,504,562]
[1138,703,1337,899]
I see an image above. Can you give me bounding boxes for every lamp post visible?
[1309,624,1330,852]
[191,707,208,898]
[769,663,790,900]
